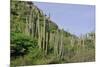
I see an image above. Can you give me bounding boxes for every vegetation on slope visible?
[10,0,95,67]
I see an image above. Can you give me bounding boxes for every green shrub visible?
[11,32,38,57]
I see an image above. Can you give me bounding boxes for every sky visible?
[33,2,95,36]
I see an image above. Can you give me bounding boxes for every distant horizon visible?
[33,2,95,36]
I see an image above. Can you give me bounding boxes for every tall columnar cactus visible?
[49,29,55,55]
[79,35,84,48]
[43,15,46,53]
[36,11,39,39]
[49,31,53,50]
[82,35,85,48]
[45,22,48,55]
[31,8,35,38]
[29,4,33,36]
[54,29,59,57]
[77,37,81,54]
[45,17,51,55]
[37,13,41,49]
[45,32,48,55]
[53,31,56,53]
[34,16,37,38]
[93,33,95,45]
[40,22,43,49]
[78,37,81,46]
[25,16,29,36]
[59,29,64,59]
[80,35,82,47]
[70,36,74,47]
[39,11,44,50]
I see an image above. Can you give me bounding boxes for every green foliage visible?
[11,32,38,57]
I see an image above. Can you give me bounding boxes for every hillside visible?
[10,0,95,66]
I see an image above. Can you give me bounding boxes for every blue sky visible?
[34,2,95,36]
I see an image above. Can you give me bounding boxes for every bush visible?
[11,32,38,57]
